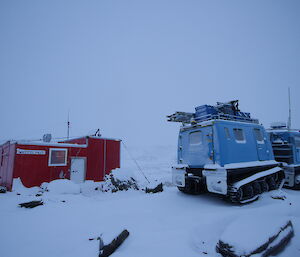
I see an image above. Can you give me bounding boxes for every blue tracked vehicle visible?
[168,101,285,203]
[268,123,300,189]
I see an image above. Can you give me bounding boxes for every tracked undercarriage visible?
[174,164,285,204]
[227,167,285,203]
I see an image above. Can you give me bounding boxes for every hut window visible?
[224,127,231,139]
[189,131,202,145]
[254,128,264,144]
[233,128,245,143]
[49,148,68,166]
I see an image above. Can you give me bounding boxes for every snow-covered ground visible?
[0,145,299,257]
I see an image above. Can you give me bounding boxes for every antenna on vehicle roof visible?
[288,88,291,131]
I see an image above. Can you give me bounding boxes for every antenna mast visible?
[288,88,291,131]
[67,111,70,139]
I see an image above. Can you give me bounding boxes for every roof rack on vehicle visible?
[167,100,259,125]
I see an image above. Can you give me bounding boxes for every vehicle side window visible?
[295,137,300,148]
[233,128,245,143]
[189,131,202,145]
[254,128,264,144]
[224,127,231,139]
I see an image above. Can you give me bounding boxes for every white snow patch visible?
[220,215,291,256]
[43,179,81,194]
[271,189,287,199]
[12,178,41,195]
[111,167,136,181]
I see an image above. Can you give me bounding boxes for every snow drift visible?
[41,179,81,194]
[217,215,294,257]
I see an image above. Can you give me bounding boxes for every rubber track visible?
[228,173,285,204]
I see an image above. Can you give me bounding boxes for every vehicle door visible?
[253,128,269,161]
[186,126,213,166]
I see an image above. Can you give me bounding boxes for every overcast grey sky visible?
[1,0,299,147]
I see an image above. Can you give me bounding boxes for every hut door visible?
[70,158,86,183]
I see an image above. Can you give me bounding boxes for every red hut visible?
[0,136,121,191]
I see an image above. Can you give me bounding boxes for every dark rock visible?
[110,175,139,191]
[99,229,130,257]
[0,187,6,193]
[19,200,43,209]
[145,183,163,194]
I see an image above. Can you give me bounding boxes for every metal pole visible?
[288,88,291,130]
[67,111,70,139]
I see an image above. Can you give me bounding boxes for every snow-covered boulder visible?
[216,215,294,257]
[42,179,81,194]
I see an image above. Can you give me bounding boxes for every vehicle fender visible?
[202,168,227,195]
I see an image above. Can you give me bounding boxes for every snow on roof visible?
[61,135,121,142]
[15,141,87,148]
[2,135,121,148]
[88,136,122,141]
[181,118,263,130]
